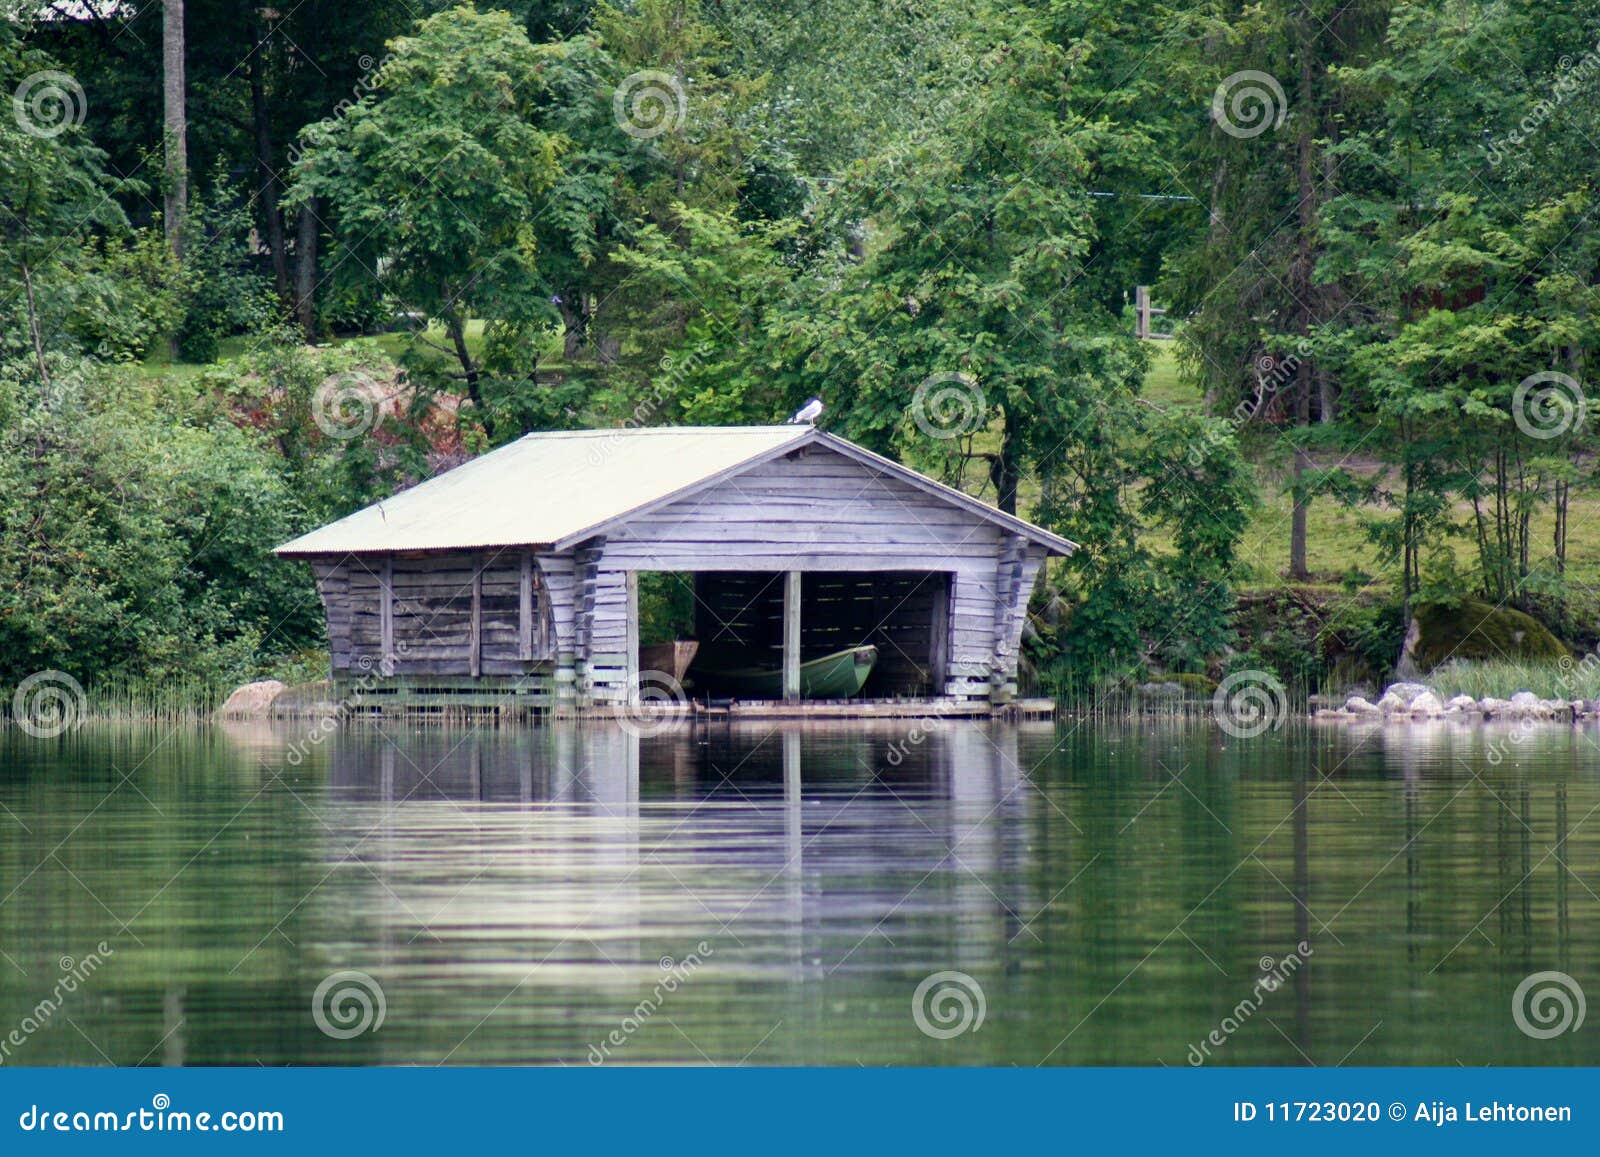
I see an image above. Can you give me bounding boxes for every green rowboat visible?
[691,644,878,699]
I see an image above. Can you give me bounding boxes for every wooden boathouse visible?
[274,425,1074,718]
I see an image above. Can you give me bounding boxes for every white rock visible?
[1480,697,1511,716]
[1345,695,1380,715]
[1502,691,1556,718]
[1383,682,1435,707]
[1446,695,1479,713]
[1376,691,1407,713]
[217,680,287,718]
[1409,691,1445,717]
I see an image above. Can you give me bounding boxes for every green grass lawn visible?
[1132,343,1600,595]
[1138,342,1196,407]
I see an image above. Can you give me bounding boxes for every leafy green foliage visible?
[291,7,569,438]
[0,363,318,689]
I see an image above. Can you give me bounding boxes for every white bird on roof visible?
[787,397,824,425]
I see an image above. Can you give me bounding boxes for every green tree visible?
[1325,0,1600,620]
[0,32,129,385]
[290,7,568,438]
[751,21,1147,514]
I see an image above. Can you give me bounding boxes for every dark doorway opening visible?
[663,570,950,699]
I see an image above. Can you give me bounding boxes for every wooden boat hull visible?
[692,644,878,699]
[638,640,699,683]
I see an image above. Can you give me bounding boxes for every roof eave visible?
[273,542,559,560]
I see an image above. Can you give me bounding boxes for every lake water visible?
[1,718,1596,1067]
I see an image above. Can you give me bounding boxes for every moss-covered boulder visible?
[1409,598,1569,670]
[1170,672,1217,696]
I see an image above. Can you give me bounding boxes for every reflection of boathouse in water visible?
[322,721,1046,806]
[275,426,1071,719]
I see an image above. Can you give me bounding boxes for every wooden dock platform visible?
[573,697,1057,722]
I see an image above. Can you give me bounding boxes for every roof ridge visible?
[519,424,802,440]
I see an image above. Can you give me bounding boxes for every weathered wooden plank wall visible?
[314,552,553,679]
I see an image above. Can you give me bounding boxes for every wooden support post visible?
[991,537,1023,704]
[625,570,639,701]
[519,551,534,661]
[379,557,394,676]
[536,566,550,659]
[469,559,483,678]
[928,573,951,695]
[783,569,802,703]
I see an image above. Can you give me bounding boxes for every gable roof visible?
[273,425,1076,558]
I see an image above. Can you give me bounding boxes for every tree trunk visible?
[1404,452,1419,606]
[1555,479,1569,577]
[248,23,290,304]
[1317,364,1336,424]
[1287,6,1318,582]
[447,314,494,441]
[1288,360,1312,580]
[447,316,479,392]
[558,299,586,360]
[162,0,187,258]
[21,264,50,388]
[293,201,318,339]
[990,413,1020,516]
[1289,444,1310,580]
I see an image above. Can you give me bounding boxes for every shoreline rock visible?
[1314,681,1586,723]
[216,680,287,718]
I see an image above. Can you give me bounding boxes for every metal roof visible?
[274,425,1076,557]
